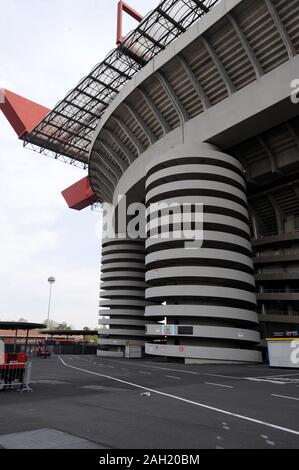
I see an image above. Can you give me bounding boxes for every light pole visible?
[46,277,56,340]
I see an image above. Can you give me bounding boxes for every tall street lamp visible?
[46,277,56,339]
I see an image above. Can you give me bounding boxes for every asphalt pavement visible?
[0,355,299,449]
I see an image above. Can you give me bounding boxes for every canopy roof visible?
[23,0,219,169]
[0,322,46,331]
[44,330,98,336]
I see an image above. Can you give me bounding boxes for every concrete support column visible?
[286,284,294,315]
[98,237,147,357]
[144,142,262,363]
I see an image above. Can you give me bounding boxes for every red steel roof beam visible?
[61,176,97,211]
[0,89,96,210]
[117,0,144,45]
[0,89,49,138]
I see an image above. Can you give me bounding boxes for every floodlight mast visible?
[46,277,56,339]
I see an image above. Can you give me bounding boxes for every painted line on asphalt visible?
[204,373,244,381]
[57,356,299,438]
[90,357,200,375]
[271,394,299,402]
[70,357,286,383]
[139,371,152,375]
[93,357,245,379]
[253,372,299,379]
[246,378,286,385]
[205,382,234,389]
[69,356,298,386]
[165,375,181,380]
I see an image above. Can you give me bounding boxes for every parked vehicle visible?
[37,347,51,358]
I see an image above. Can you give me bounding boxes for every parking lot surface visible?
[0,355,299,449]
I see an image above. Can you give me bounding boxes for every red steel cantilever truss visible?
[0,89,96,210]
[22,0,220,169]
[61,176,98,210]
[117,1,144,45]
[1,1,220,209]
[0,89,49,138]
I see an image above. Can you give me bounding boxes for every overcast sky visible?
[0,0,158,328]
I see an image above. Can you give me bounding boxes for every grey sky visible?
[0,0,158,328]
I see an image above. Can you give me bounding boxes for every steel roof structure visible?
[0,322,46,331]
[43,330,98,336]
[23,0,220,169]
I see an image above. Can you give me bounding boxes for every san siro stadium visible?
[1,0,299,364]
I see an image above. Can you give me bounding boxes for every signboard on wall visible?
[178,326,193,335]
[125,344,142,359]
[268,340,299,368]
[273,331,299,338]
[163,325,175,336]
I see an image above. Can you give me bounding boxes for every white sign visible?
[125,344,142,359]
[268,340,299,368]
[291,79,299,104]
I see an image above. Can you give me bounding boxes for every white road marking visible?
[82,357,274,382]
[205,382,234,389]
[246,378,286,385]
[254,372,299,379]
[165,375,181,380]
[223,425,230,430]
[139,371,152,375]
[57,356,299,438]
[95,358,246,380]
[271,394,299,402]
[204,373,244,380]
[266,441,275,446]
[93,358,199,375]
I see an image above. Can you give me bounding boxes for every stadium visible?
[1,0,299,364]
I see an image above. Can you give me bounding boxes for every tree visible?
[43,320,73,330]
[82,327,97,343]
[44,319,59,330]
[56,322,72,331]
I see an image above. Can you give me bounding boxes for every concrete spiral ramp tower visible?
[98,238,147,357]
[11,0,299,363]
[144,143,261,363]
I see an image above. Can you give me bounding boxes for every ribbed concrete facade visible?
[98,238,147,357]
[145,146,261,363]
[88,0,299,362]
[2,0,298,364]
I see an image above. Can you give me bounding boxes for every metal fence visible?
[0,362,32,392]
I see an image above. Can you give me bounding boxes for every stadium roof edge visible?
[23,0,220,168]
